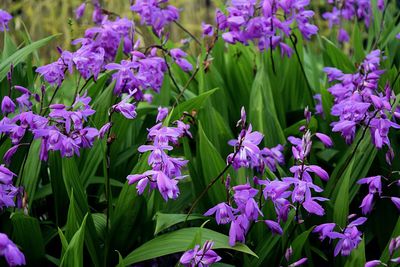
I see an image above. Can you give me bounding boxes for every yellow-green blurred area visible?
[0,0,378,61]
[2,0,223,61]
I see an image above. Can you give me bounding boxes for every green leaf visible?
[153,213,204,235]
[333,160,353,227]
[198,122,227,205]
[60,214,88,267]
[321,36,355,73]
[0,34,60,81]
[249,62,285,146]
[291,227,314,261]
[344,238,366,267]
[20,140,42,207]
[62,157,101,267]
[11,213,45,264]
[380,217,400,262]
[170,88,219,121]
[123,227,257,265]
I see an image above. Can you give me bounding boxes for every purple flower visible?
[325,50,399,150]
[170,48,193,72]
[180,240,221,267]
[131,0,179,37]
[229,214,250,246]
[0,10,12,31]
[325,217,367,256]
[215,0,317,53]
[1,96,16,114]
[289,258,308,267]
[75,3,86,20]
[156,107,169,122]
[0,233,25,266]
[0,165,16,185]
[113,100,137,119]
[315,133,333,147]
[264,220,283,235]
[228,124,263,170]
[338,28,350,43]
[323,0,377,43]
[313,223,336,241]
[365,260,382,267]
[202,22,214,37]
[391,197,400,211]
[204,203,235,225]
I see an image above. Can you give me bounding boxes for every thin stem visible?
[186,139,242,221]
[289,34,315,107]
[174,21,201,46]
[78,76,94,95]
[162,50,182,94]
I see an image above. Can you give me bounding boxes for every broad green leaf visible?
[60,214,88,267]
[65,190,79,241]
[249,60,285,147]
[321,36,355,73]
[171,88,218,121]
[198,122,227,205]
[153,213,204,235]
[291,227,314,261]
[333,160,353,228]
[11,213,45,265]
[20,140,42,207]
[123,227,257,265]
[0,34,60,81]
[62,157,101,267]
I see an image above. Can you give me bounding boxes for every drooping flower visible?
[127,109,191,201]
[180,241,221,267]
[0,233,26,266]
[131,0,179,37]
[0,10,12,32]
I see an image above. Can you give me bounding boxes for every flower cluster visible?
[206,183,263,246]
[323,0,383,43]
[314,216,367,256]
[0,165,22,210]
[212,0,318,54]
[127,108,191,201]
[180,240,221,267]
[131,0,179,37]
[325,50,400,154]
[227,108,284,172]
[0,87,101,161]
[105,51,167,97]
[0,9,12,32]
[0,233,25,266]
[206,108,331,247]
[37,17,134,86]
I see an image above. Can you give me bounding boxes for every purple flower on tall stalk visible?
[215,0,318,54]
[323,0,381,43]
[227,108,284,172]
[314,217,367,257]
[325,50,400,153]
[180,240,221,267]
[127,108,191,201]
[0,10,12,32]
[0,233,25,266]
[131,0,179,37]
